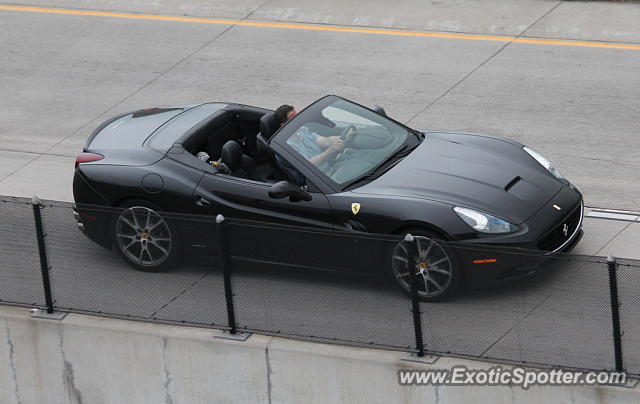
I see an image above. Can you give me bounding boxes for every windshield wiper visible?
[343,160,402,190]
[342,136,424,191]
[342,145,410,190]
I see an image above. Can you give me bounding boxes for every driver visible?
[274,105,354,174]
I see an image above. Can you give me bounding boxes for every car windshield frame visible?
[270,95,417,193]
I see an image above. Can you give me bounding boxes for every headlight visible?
[454,207,518,234]
[523,146,564,180]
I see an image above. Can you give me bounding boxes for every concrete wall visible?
[0,305,637,404]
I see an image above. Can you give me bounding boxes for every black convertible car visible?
[73,95,583,301]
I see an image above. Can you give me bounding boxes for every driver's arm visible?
[315,136,340,149]
[315,128,355,149]
[309,140,344,166]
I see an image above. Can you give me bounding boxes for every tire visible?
[111,200,181,272]
[389,228,461,302]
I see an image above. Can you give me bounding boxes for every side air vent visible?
[504,176,521,192]
[345,220,368,232]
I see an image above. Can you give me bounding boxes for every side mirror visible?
[268,181,312,202]
[373,105,387,117]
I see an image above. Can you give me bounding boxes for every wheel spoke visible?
[393,255,408,263]
[131,210,143,229]
[146,246,157,265]
[148,218,164,233]
[123,239,138,251]
[397,242,407,255]
[422,274,429,294]
[429,266,450,275]
[417,237,433,259]
[149,241,169,256]
[422,239,434,258]
[430,257,448,267]
[120,215,137,231]
[152,237,171,242]
[138,246,145,264]
[427,275,444,292]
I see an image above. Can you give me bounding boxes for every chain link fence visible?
[0,195,638,376]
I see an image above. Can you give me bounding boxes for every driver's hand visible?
[326,139,345,155]
[343,128,357,143]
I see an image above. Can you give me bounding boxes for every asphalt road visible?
[1,198,639,375]
[0,1,639,209]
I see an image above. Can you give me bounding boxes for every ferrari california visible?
[73,95,583,301]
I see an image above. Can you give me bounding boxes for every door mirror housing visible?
[268,181,312,202]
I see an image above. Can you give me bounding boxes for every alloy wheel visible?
[391,235,453,299]
[115,206,172,267]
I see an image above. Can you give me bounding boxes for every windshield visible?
[281,98,411,185]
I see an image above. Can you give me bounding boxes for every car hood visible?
[351,131,563,224]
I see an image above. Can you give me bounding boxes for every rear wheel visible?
[390,229,460,302]
[112,201,180,272]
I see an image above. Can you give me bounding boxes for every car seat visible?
[259,112,280,140]
[220,140,261,181]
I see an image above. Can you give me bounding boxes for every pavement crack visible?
[406,1,563,125]
[594,222,632,257]
[478,285,558,359]
[554,153,640,168]
[0,154,42,185]
[6,324,23,404]
[162,337,175,404]
[150,272,210,318]
[59,331,83,404]
[242,0,272,21]
[42,17,239,156]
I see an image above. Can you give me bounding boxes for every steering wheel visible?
[333,125,358,163]
[339,125,357,148]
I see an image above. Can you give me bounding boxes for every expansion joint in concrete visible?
[162,337,175,404]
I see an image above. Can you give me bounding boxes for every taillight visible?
[75,152,104,168]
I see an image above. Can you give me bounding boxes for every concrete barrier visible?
[0,305,637,404]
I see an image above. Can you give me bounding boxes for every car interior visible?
[183,105,297,184]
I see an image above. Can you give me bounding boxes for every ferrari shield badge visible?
[351,203,361,215]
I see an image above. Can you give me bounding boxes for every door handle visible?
[195,196,212,207]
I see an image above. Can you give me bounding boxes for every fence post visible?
[607,255,624,372]
[216,214,237,334]
[31,196,55,314]
[405,234,425,357]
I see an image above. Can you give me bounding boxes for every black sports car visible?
[73,95,583,301]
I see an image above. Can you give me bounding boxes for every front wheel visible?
[390,230,461,302]
[112,201,180,272]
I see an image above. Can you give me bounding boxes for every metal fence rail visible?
[0,195,639,376]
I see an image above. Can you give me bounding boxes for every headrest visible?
[259,112,279,140]
[221,140,243,171]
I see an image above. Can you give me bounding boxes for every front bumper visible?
[457,187,584,287]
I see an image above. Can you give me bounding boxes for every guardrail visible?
[0,195,639,376]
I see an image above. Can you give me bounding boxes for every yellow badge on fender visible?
[351,203,361,215]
